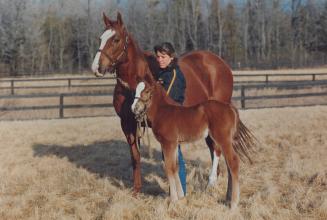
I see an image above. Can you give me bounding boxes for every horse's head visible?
[92,12,129,77]
[131,81,154,120]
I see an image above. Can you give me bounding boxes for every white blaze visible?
[91,29,116,74]
[131,82,145,111]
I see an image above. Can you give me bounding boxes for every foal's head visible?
[91,12,129,77]
[131,82,154,120]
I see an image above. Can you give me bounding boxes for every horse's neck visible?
[117,37,153,89]
[146,83,169,122]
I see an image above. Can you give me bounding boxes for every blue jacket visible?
[157,61,186,104]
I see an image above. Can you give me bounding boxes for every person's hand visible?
[157,79,164,85]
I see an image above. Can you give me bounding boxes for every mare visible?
[91,12,234,193]
[131,80,255,208]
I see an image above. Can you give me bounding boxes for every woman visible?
[154,42,187,194]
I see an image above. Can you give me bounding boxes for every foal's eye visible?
[114,38,120,43]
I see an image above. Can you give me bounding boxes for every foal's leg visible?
[210,130,240,209]
[221,139,240,209]
[162,143,184,201]
[121,118,142,194]
[205,136,222,186]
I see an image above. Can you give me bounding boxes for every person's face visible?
[156,51,173,69]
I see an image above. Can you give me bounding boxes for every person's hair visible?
[154,42,175,57]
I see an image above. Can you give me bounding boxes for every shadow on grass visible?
[32,140,166,196]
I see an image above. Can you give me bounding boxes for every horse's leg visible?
[162,143,184,201]
[221,139,240,209]
[205,136,222,186]
[121,118,141,194]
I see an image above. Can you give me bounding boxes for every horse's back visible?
[144,50,233,106]
[179,50,233,106]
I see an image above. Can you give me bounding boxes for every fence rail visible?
[0,92,114,119]
[1,73,327,95]
[233,72,327,84]
[0,76,115,95]
[1,80,327,120]
[233,80,327,109]
[1,74,327,120]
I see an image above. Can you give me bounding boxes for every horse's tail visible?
[231,106,257,164]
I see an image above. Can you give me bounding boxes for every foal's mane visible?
[150,82,186,107]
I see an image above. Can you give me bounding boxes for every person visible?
[153,42,187,194]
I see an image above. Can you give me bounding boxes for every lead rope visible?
[136,114,152,159]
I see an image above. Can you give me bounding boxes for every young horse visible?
[91,12,234,193]
[131,81,255,209]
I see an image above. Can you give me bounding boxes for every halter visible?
[97,31,129,71]
[133,96,150,122]
[133,95,153,158]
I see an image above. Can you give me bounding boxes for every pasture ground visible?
[0,106,326,220]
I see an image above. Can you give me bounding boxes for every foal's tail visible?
[231,106,257,164]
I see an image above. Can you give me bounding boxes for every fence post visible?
[11,80,14,95]
[312,74,315,81]
[59,94,64,118]
[68,79,71,89]
[265,74,269,84]
[241,86,245,109]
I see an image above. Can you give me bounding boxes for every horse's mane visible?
[144,52,161,81]
[126,34,160,82]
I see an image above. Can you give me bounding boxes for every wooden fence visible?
[233,80,327,109]
[0,92,114,119]
[0,77,115,95]
[0,74,327,120]
[233,73,327,84]
[1,73,327,95]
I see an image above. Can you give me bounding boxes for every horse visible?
[91,12,234,193]
[131,80,255,209]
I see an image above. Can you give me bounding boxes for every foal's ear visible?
[117,12,124,26]
[103,12,112,27]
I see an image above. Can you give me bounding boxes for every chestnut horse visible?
[91,12,233,193]
[131,80,255,208]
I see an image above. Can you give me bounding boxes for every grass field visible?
[0,106,326,219]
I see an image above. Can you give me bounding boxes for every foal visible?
[131,81,254,209]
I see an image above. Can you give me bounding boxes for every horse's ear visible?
[117,12,124,26]
[103,12,112,27]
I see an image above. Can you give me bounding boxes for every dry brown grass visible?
[0,106,326,219]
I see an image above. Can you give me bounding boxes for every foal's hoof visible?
[226,200,238,210]
[230,203,238,210]
[206,179,217,190]
[177,192,185,200]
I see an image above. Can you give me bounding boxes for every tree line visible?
[0,0,327,76]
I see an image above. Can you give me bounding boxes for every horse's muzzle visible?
[132,103,146,120]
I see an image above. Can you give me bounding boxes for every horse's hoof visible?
[170,195,179,203]
[132,188,141,197]
[178,197,187,205]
